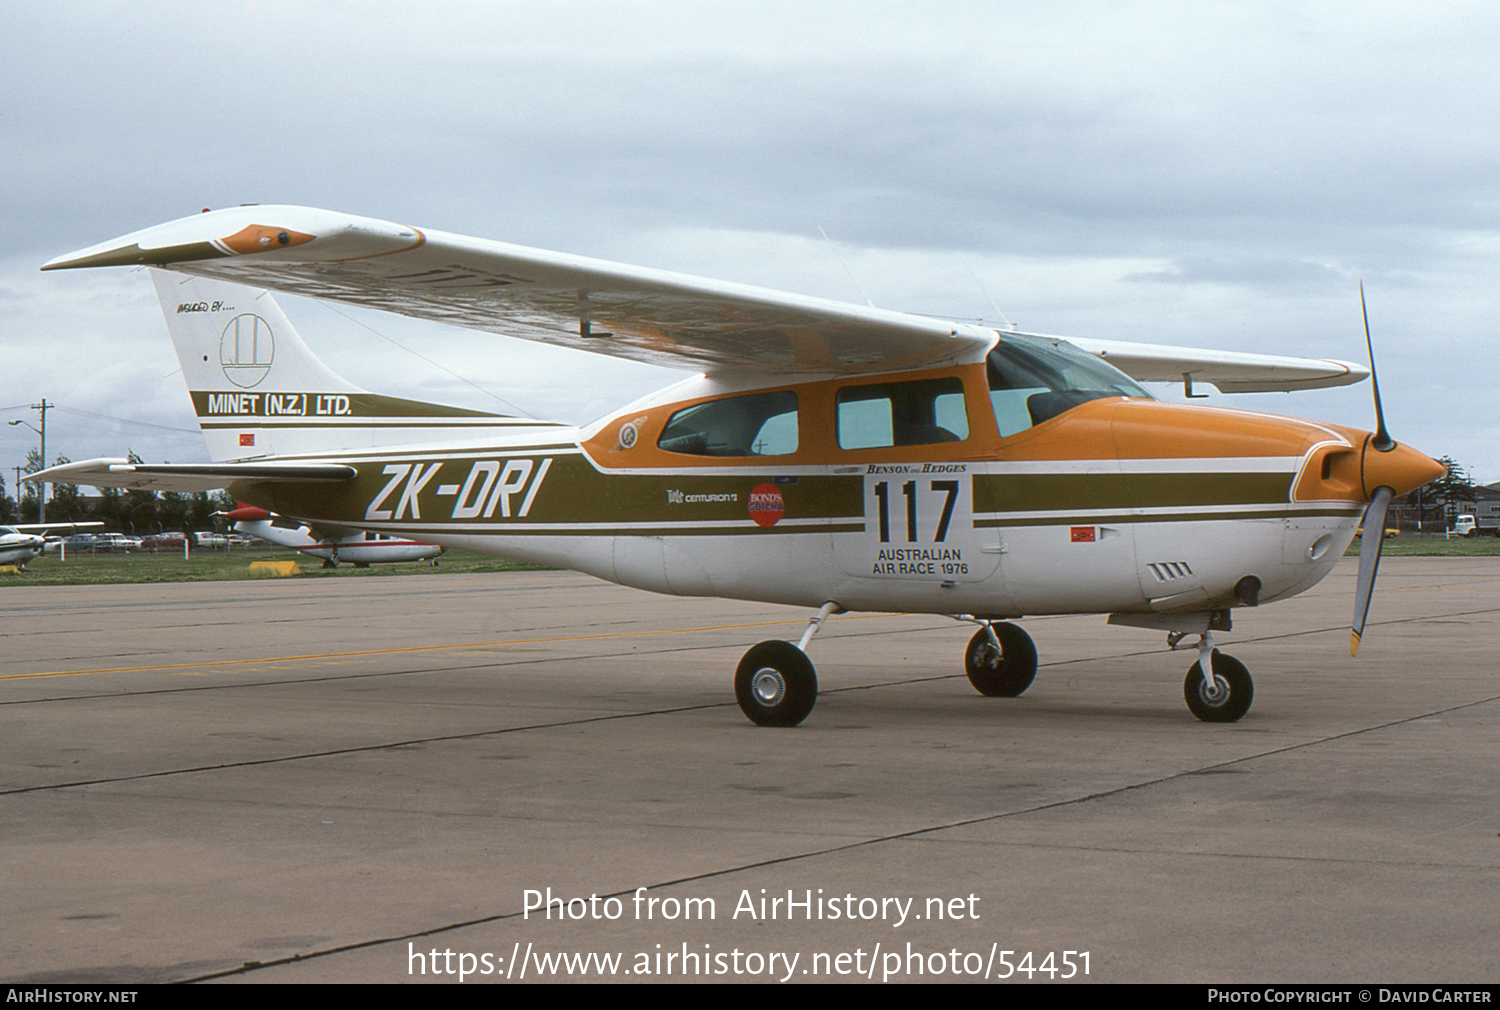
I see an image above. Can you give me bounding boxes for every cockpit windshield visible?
[987,333,1152,437]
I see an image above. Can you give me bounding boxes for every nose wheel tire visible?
[735,641,817,727]
[1184,651,1253,723]
[964,623,1038,697]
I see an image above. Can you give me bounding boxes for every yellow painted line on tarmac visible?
[0,613,899,682]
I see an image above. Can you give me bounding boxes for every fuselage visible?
[222,344,1439,619]
[0,528,45,567]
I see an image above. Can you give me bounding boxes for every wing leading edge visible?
[43,205,1367,391]
[1064,336,1368,393]
[43,206,992,378]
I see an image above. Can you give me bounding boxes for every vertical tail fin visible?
[151,269,553,460]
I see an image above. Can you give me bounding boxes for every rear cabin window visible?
[657,390,798,456]
[836,377,969,450]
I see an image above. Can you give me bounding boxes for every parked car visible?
[96,533,141,552]
[60,533,101,552]
[141,532,187,550]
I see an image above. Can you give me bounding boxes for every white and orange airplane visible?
[36,206,1443,725]
[219,503,444,568]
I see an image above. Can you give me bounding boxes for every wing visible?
[30,458,355,494]
[43,205,993,377]
[43,204,1368,390]
[1064,336,1368,393]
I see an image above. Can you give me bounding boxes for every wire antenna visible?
[961,259,1015,330]
[316,301,535,418]
[817,226,875,308]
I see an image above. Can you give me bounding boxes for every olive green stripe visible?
[974,507,1360,528]
[394,523,866,537]
[973,471,1293,511]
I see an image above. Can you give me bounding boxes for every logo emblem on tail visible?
[220,314,275,388]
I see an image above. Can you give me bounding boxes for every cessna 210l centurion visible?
[37,206,1443,726]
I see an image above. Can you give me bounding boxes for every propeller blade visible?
[1359,281,1394,452]
[1351,485,1393,656]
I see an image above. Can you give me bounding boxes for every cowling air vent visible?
[1147,562,1194,582]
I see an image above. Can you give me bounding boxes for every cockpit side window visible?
[657,390,798,457]
[987,335,1151,436]
[836,377,969,449]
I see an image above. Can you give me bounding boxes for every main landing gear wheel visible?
[735,640,817,727]
[1184,651,1254,723]
[964,623,1038,697]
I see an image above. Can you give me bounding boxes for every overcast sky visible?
[3,0,1495,487]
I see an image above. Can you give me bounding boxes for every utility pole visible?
[9,399,50,524]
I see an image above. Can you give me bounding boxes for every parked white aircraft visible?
[0,522,103,568]
[36,206,1443,725]
[221,503,443,568]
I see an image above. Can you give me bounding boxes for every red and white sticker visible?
[1070,526,1096,543]
[748,484,784,527]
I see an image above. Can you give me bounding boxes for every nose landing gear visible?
[1178,630,1253,723]
[962,621,1038,697]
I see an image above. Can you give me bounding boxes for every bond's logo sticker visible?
[748,483,784,527]
[220,314,275,388]
[617,422,638,450]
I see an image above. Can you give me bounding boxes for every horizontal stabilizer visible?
[30,458,356,494]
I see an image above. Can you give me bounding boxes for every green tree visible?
[1406,456,1476,527]
[117,450,159,535]
[47,455,89,522]
[188,491,229,530]
[19,448,42,522]
[1431,456,1476,514]
[158,490,191,531]
[94,485,123,530]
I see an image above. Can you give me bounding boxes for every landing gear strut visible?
[734,602,841,727]
[1179,631,1253,723]
[962,621,1038,697]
